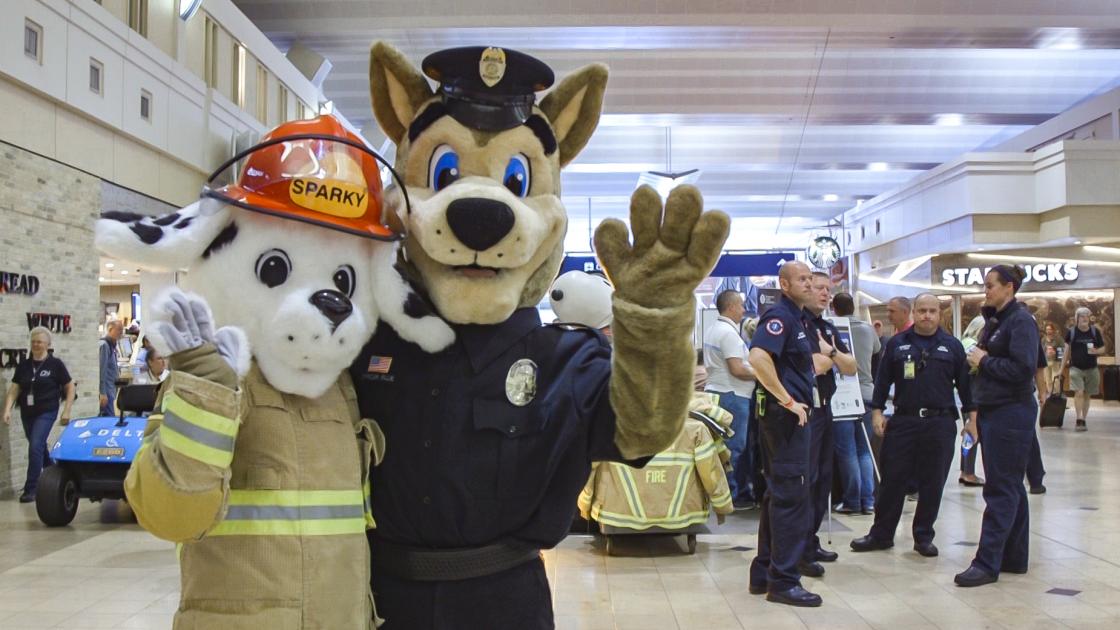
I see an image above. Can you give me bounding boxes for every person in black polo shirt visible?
[850,293,974,558]
[2,326,75,502]
[801,272,856,575]
[1061,307,1105,431]
[746,261,820,607]
[955,264,1040,587]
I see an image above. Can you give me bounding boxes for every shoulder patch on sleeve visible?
[765,319,784,336]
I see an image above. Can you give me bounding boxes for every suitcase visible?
[1103,365,1120,402]
[1040,376,1066,428]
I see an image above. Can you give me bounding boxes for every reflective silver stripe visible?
[162,410,236,453]
[224,504,366,521]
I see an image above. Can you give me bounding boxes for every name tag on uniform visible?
[27,393,34,406]
[904,359,916,380]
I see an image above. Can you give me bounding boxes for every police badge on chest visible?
[506,359,537,406]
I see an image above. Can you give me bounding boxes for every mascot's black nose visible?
[309,290,353,329]
[446,198,515,251]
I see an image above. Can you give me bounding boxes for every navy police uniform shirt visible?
[870,327,974,414]
[749,295,816,405]
[972,300,1041,407]
[808,315,849,405]
[350,307,643,550]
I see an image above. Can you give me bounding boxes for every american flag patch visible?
[367,356,393,373]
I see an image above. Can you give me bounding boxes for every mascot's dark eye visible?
[255,249,291,288]
[429,144,460,192]
[333,265,356,298]
[503,154,531,198]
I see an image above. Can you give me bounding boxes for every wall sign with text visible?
[930,255,1114,291]
[0,271,40,295]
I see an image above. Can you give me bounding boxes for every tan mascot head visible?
[369,43,607,325]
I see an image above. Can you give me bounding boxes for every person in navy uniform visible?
[801,272,856,575]
[955,264,1040,587]
[850,293,974,557]
[746,261,822,607]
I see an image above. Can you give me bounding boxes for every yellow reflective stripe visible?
[668,464,693,517]
[159,424,234,468]
[163,393,238,438]
[614,464,646,520]
[228,489,364,506]
[591,508,711,530]
[648,454,694,465]
[695,441,717,460]
[208,517,367,537]
[710,490,733,509]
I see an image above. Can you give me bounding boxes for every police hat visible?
[422,46,554,132]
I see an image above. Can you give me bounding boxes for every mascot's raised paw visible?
[594,185,730,309]
[149,288,249,389]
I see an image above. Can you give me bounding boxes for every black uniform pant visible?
[750,404,811,592]
[972,401,1037,576]
[868,414,956,544]
[372,557,553,629]
[805,406,833,558]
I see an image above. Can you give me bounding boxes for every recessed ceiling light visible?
[935,113,964,127]
[823,194,839,202]
[867,162,889,172]
[977,247,985,251]
[1074,240,1082,244]
[120,270,129,275]
[98,276,106,282]
[105,262,115,269]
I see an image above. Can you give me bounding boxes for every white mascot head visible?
[95,115,454,398]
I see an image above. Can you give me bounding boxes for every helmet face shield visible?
[203,121,404,241]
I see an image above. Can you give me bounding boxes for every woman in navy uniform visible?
[850,293,974,557]
[955,265,1040,587]
[745,261,821,607]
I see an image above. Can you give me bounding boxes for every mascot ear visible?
[369,41,436,146]
[94,201,236,271]
[369,243,456,354]
[539,63,609,167]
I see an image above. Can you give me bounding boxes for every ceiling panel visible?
[233,1,1120,248]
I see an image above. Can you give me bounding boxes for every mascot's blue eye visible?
[429,145,460,192]
[503,154,531,198]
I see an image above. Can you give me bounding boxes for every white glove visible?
[149,289,251,377]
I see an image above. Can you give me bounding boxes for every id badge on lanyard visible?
[904,358,916,380]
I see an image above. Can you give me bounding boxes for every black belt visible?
[895,407,957,419]
[371,537,540,581]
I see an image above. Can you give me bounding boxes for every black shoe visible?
[814,548,839,563]
[914,542,939,557]
[749,582,768,595]
[959,477,985,487]
[18,493,35,503]
[861,508,874,515]
[833,504,860,515]
[1076,419,1087,432]
[850,535,894,552]
[954,566,998,587]
[766,586,822,607]
[733,498,758,511]
[1001,565,1028,575]
[906,493,918,502]
[1030,484,1047,495]
[797,560,825,577]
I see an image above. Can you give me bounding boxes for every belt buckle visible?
[918,408,931,418]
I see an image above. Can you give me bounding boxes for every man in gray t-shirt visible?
[831,294,880,513]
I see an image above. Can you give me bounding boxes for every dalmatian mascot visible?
[95,114,453,629]
[350,44,730,628]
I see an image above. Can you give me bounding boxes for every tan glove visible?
[593,185,729,309]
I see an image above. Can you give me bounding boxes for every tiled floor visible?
[3,404,1120,629]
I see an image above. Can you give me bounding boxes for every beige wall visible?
[0,144,101,498]
[99,284,141,325]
